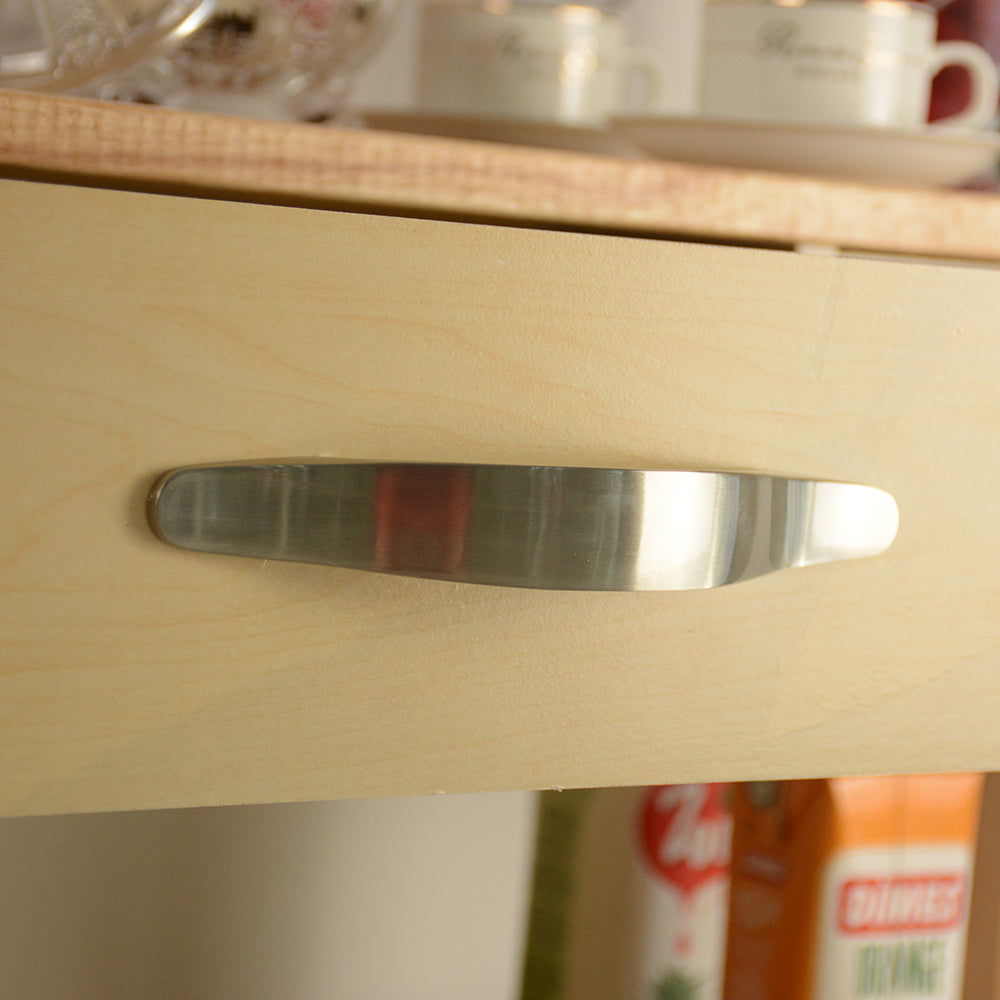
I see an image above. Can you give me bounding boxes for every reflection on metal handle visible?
[147,462,898,591]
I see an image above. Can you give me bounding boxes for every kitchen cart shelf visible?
[3,86,1000,1000]
[3,87,1000,261]
[2,88,1000,818]
[4,171,1000,816]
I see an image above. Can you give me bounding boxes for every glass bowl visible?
[104,0,396,120]
[0,0,217,91]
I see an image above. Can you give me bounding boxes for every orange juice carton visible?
[723,774,985,1000]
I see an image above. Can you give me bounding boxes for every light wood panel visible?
[3,88,1000,261]
[2,178,1000,816]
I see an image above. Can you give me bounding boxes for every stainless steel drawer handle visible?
[147,463,898,591]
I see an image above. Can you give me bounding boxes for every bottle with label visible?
[521,784,732,1000]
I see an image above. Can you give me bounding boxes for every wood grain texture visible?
[3,88,1000,261]
[2,178,1000,816]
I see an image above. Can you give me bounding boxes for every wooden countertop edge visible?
[2,88,1000,260]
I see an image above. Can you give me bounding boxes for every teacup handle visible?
[622,47,666,113]
[929,40,1000,129]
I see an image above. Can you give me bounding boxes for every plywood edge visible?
[3,88,1000,261]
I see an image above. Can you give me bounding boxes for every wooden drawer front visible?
[2,179,999,816]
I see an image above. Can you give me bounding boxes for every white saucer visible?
[360,111,644,158]
[610,115,1000,188]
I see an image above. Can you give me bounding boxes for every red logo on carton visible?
[639,784,732,895]
[838,875,966,935]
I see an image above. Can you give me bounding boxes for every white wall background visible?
[0,792,539,1000]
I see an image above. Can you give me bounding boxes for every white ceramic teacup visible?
[699,0,1000,130]
[416,1,663,128]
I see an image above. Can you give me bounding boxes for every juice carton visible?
[723,774,985,1000]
